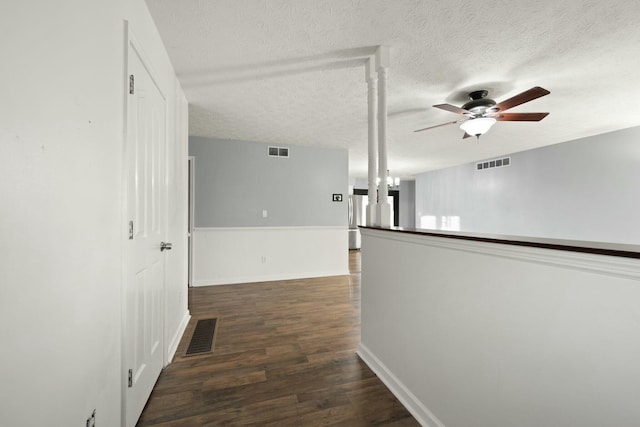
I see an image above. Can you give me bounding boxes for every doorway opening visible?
[348,189,400,249]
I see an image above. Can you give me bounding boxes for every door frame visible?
[188,156,195,287]
[353,188,400,226]
[121,20,168,427]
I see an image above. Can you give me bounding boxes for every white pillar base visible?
[376,202,391,227]
[366,203,377,226]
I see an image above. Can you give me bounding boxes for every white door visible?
[124,39,166,427]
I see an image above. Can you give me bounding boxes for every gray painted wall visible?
[190,137,348,227]
[399,180,416,228]
[353,178,368,190]
[415,126,640,244]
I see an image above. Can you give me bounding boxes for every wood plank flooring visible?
[137,251,419,426]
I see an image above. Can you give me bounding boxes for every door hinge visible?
[128,369,133,388]
[129,74,135,94]
[128,220,134,240]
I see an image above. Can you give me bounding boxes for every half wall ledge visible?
[360,226,640,259]
[358,226,640,427]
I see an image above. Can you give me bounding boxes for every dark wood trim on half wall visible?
[360,226,640,260]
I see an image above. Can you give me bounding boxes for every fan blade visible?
[494,87,550,112]
[433,103,471,115]
[496,112,549,121]
[462,132,472,139]
[414,120,461,132]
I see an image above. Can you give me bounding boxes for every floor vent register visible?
[185,318,218,356]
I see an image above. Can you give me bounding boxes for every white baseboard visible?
[192,269,348,286]
[357,343,445,427]
[167,310,191,364]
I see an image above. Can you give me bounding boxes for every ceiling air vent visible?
[477,156,510,171]
[268,146,290,158]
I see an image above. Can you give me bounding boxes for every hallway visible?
[136,251,418,426]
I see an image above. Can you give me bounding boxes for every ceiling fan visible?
[414,86,550,139]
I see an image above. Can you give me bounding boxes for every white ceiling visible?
[146,0,640,179]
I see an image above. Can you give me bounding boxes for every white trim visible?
[357,344,445,427]
[193,270,348,287]
[120,20,131,427]
[166,311,190,364]
[360,228,640,280]
[188,156,195,287]
[127,32,166,102]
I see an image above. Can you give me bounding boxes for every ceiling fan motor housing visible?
[462,90,497,115]
[415,86,550,134]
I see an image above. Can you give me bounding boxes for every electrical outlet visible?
[86,409,96,427]
[262,210,268,218]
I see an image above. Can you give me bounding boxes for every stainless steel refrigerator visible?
[348,194,367,249]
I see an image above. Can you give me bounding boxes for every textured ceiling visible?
[146,0,640,178]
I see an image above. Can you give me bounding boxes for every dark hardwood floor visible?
[137,251,419,426]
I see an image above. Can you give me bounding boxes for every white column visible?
[376,47,391,227]
[365,59,378,226]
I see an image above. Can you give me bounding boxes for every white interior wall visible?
[0,1,188,426]
[415,126,640,244]
[360,228,640,427]
[192,227,348,286]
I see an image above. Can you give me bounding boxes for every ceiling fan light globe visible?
[460,117,497,136]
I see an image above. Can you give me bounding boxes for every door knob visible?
[160,242,173,251]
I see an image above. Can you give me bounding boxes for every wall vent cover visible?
[477,157,510,171]
[268,146,290,158]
